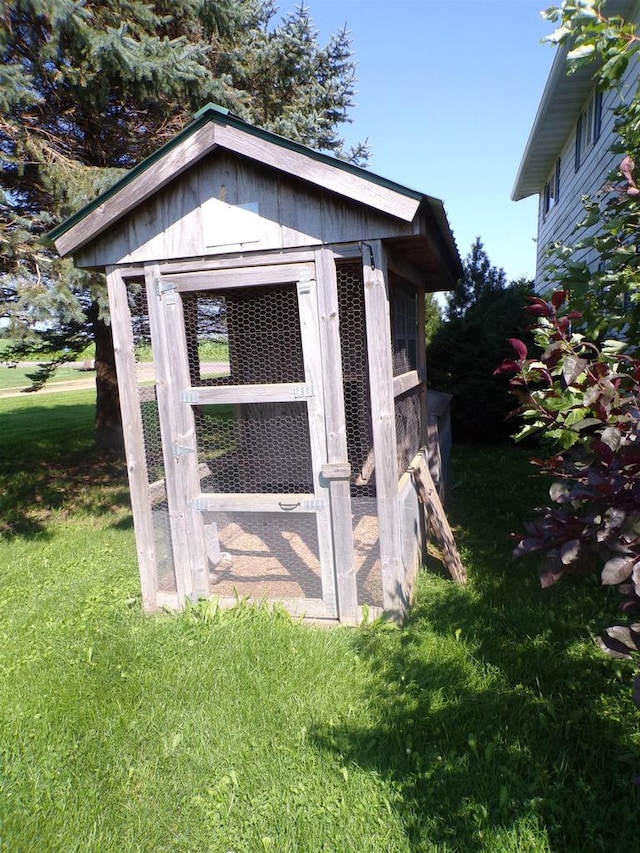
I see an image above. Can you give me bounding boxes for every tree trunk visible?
[92,305,124,457]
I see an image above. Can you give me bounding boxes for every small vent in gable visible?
[201,198,262,248]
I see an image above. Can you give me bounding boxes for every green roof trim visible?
[192,102,230,120]
[45,104,426,244]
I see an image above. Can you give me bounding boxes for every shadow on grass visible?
[0,403,129,538]
[312,444,640,852]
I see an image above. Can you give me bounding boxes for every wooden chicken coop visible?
[48,104,462,623]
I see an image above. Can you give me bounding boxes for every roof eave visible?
[512,0,637,202]
[511,43,595,201]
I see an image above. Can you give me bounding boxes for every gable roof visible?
[46,103,461,278]
[512,0,637,202]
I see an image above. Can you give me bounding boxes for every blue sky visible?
[279,0,557,282]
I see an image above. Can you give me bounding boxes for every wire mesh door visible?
[146,261,338,619]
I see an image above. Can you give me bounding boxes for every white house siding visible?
[525,3,640,290]
[535,85,621,288]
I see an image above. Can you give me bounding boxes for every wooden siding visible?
[73,152,416,270]
[212,121,421,223]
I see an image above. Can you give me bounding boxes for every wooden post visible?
[362,240,406,617]
[416,283,429,449]
[411,453,466,584]
[315,247,358,621]
[144,263,210,604]
[296,270,339,620]
[105,266,158,610]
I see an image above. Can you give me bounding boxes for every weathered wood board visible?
[411,454,466,584]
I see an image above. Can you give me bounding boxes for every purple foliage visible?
[498,294,640,665]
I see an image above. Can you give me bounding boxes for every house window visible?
[543,158,561,216]
[575,88,603,171]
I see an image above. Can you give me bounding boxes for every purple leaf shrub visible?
[497,293,640,701]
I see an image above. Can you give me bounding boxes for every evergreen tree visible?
[428,238,533,442]
[446,236,507,320]
[424,292,442,345]
[0,0,365,454]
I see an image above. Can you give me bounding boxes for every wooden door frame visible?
[148,258,343,619]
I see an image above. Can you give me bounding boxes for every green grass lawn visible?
[1,392,639,852]
[0,363,96,393]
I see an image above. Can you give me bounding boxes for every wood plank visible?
[320,462,351,479]
[126,194,167,265]
[362,240,406,617]
[163,168,203,258]
[144,264,190,605]
[116,265,147,279]
[157,249,316,275]
[145,265,202,605]
[197,148,239,216]
[416,281,429,448]
[330,242,366,259]
[181,382,314,405]
[155,271,211,600]
[320,195,367,244]
[233,156,282,248]
[169,262,315,292]
[75,216,131,269]
[280,175,323,247]
[297,272,339,619]
[392,370,422,398]
[397,459,424,602]
[426,389,452,496]
[201,148,239,194]
[411,454,466,584]
[213,122,421,222]
[55,123,217,257]
[192,492,316,513]
[106,266,158,611]
[315,246,358,620]
[215,596,336,621]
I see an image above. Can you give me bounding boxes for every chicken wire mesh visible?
[181,283,321,603]
[391,277,422,477]
[391,277,419,376]
[395,388,422,476]
[202,511,323,602]
[183,286,313,494]
[336,261,376,499]
[182,286,304,386]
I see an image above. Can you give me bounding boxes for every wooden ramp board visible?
[411,454,466,584]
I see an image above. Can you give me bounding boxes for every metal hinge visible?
[294,383,314,399]
[173,442,195,460]
[180,389,200,404]
[303,499,325,512]
[297,277,315,296]
[155,277,177,304]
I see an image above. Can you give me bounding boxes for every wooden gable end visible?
[72,150,420,270]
